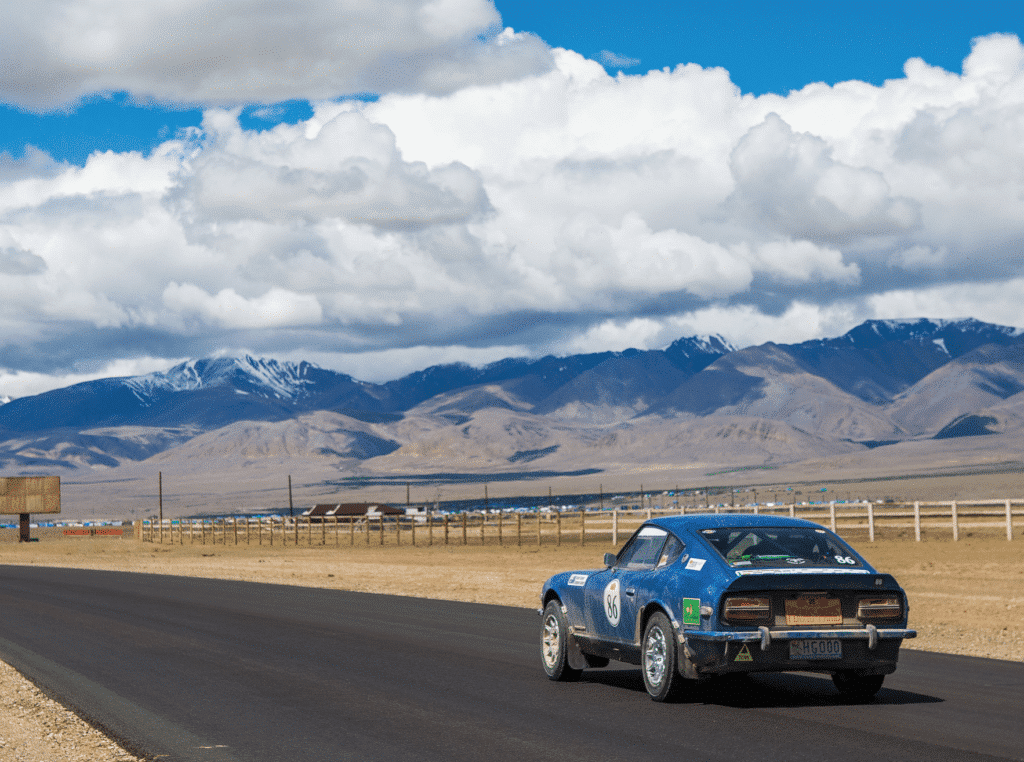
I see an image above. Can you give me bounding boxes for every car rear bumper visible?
[685,624,915,646]
[679,625,915,677]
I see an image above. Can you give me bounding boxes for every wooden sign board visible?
[0,476,61,514]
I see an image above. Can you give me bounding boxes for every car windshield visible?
[698,526,863,568]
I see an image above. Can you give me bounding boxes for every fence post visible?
[951,501,959,541]
[612,507,618,545]
[497,510,503,546]
[867,502,875,542]
[444,514,449,545]
[580,509,586,546]
[829,501,836,533]
[537,511,542,546]
[914,501,921,541]
[396,514,402,546]
[462,512,467,545]
[1007,500,1014,542]
[517,512,522,547]
[480,512,485,545]
[789,504,796,518]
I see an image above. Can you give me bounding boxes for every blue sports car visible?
[539,514,916,701]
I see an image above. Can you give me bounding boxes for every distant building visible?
[303,503,403,520]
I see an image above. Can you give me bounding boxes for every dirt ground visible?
[0,534,1021,762]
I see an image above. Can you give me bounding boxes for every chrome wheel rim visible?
[644,626,667,687]
[542,613,561,669]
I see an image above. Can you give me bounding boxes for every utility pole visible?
[288,475,293,517]
[158,471,163,543]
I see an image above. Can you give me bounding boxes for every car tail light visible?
[857,596,903,620]
[723,596,771,624]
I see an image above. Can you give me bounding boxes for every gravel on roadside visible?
[0,659,141,762]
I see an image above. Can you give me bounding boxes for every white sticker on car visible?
[638,527,668,537]
[685,557,706,571]
[603,579,621,626]
[568,573,588,587]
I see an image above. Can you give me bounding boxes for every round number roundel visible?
[603,579,621,626]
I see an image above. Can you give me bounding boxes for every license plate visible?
[789,639,842,660]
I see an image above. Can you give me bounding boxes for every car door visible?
[585,526,669,644]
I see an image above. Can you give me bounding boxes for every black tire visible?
[641,612,684,701]
[832,671,885,701]
[541,600,582,681]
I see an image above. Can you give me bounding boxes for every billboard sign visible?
[0,476,61,515]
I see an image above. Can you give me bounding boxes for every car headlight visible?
[857,596,903,620]
[723,595,771,624]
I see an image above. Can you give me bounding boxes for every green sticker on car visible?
[683,597,701,625]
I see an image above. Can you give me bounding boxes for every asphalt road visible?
[0,566,1021,762]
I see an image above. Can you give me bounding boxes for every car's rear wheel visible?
[642,612,684,701]
[832,671,884,701]
[541,600,582,681]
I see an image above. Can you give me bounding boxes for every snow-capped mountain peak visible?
[125,356,318,402]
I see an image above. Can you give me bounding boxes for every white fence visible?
[140,499,1022,546]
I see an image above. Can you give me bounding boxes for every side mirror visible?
[604,552,617,568]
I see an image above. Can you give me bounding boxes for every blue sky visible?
[4,2,1019,165]
[0,0,1023,396]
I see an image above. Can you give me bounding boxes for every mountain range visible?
[4,318,1024,487]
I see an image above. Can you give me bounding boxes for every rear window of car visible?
[698,526,863,569]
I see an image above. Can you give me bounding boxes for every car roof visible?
[646,513,830,533]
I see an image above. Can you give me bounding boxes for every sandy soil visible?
[1,535,1021,761]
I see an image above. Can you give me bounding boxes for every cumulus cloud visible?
[0,232,46,274]
[3,31,1024,394]
[162,283,324,328]
[176,108,490,227]
[0,0,552,110]
[727,113,919,243]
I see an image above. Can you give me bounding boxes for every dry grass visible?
[1,532,1021,661]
